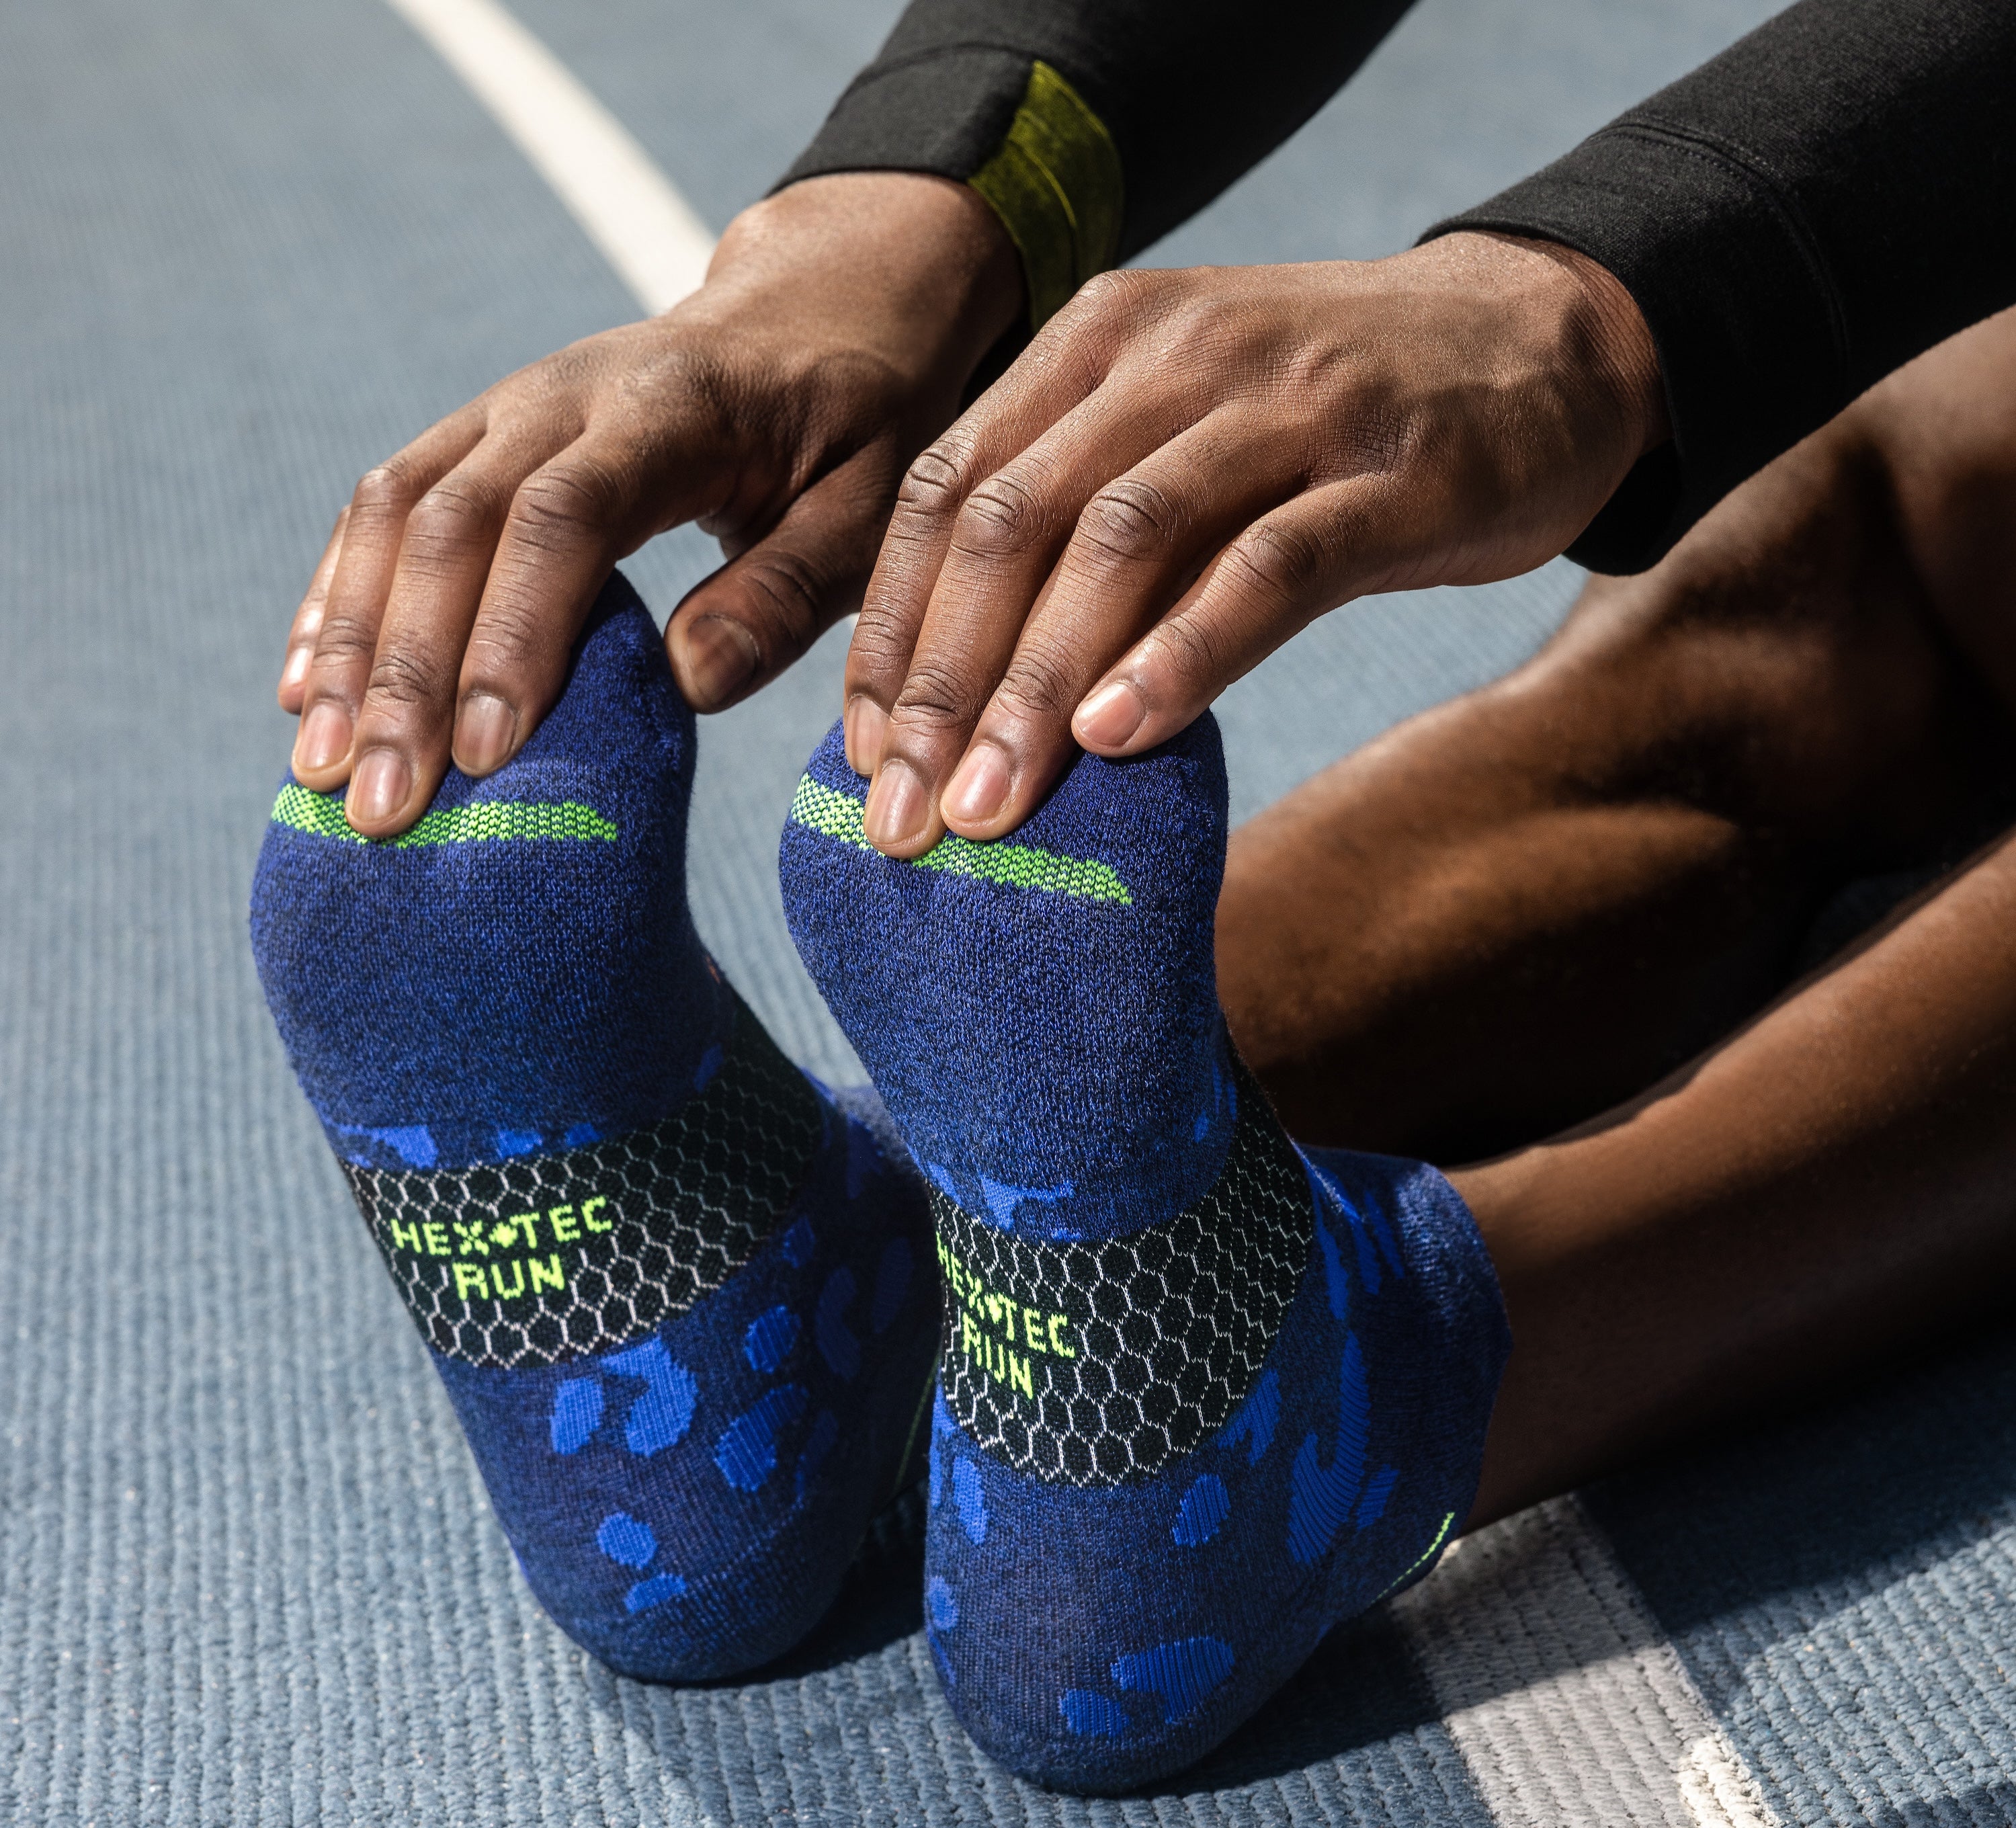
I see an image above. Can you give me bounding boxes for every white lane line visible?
[381,0,716,313]
[1394,1496,1780,1828]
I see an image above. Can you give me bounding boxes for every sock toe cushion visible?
[250,581,716,1162]
[781,716,1236,1240]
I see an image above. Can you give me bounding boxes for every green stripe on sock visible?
[790,776,1132,906]
[271,782,618,847]
[1375,1511,1457,1603]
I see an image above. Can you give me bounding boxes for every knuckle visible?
[508,459,620,548]
[892,658,985,733]
[401,481,501,567]
[735,547,826,647]
[993,644,1079,723]
[1036,272,1155,388]
[951,472,1046,563]
[351,460,423,518]
[1069,267,1150,325]
[896,430,980,521]
[1222,517,1326,604]
[845,604,913,677]
[310,609,380,670]
[461,597,547,678]
[409,479,498,535]
[1148,609,1229,683]
[1078,477,1182,565]
[362,645,445,714]
[1168,296,1242,356]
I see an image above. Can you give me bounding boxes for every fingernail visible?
[280,646,311,693]
[943,744,1010,827]
[456,693,517,776]
[844,697,888,777]
[864,760,927,850]
[1075,681,1146,751]
[680,616,758,710]
[347,749,411,827]
[295,701,352,774]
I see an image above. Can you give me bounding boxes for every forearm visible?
[1431,0,2016,573]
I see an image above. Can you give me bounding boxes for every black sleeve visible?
[785,0,2016,575]
[1428,0,2016,573]
[777,0,1413,272]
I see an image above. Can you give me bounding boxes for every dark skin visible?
[1214,308,2016,1522]
[843,231,1663,856]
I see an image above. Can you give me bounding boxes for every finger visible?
[292,407,485,792]
[1074,477,1410,757]
[855,360,1220,854]
[440,428,673,787]
[337,429,562,833]
[940,408,1302,837]
[843,277,1143,775]
[667,442,899,712]
[280,509,348,712]
[857,557,1031,858]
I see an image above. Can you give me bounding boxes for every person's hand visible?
[278,172,1021,837]
[842,231,1669,856]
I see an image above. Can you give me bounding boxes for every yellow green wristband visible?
[966,61,1124,332]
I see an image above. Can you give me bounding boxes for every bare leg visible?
[1214,306,2016,1517]
[1461,826,2016,1520]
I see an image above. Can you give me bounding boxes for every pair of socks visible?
[250,571,1508,1791]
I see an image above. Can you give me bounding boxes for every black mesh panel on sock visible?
[340,995,822,1370]
[931,1056,1312,1487]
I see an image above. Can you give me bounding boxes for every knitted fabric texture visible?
[249,575,936,1679]
[781,713,1509,1790]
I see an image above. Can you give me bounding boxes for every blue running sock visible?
[249,574,936,1680]
[780,713,1509,1790]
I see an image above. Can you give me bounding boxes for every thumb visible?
[667,448,897,711]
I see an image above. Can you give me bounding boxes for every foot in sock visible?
[780,712,1509,1790]
[249,573,936,1681]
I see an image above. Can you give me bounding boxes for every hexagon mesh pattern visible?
[339,997,821,1369]
[931,1057,1312,1487]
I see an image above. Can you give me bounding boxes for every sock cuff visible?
[1304,1145,1513,1532]
[1377,1153,1512,1372]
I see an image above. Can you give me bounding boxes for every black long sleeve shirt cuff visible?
[775,0,1413,320]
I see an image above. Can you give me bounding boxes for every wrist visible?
[705,173,1023,379]
[1415,231,1668,466]
[1498,234,1669,460]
